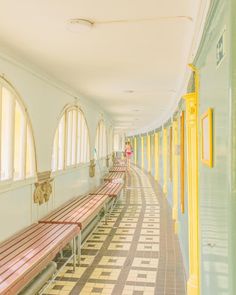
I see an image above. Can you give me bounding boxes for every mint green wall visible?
[230,0,236,293]
[195,0,233,293]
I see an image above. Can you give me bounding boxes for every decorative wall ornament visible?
[112,152,115,164]
[216,27,226,67]
[34,171,53,205]
[89,159,96,177]
[106,155,110,168]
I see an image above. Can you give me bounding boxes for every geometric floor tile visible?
[43,165,186,295]
[127,269,157,283]
[90,268,121,280]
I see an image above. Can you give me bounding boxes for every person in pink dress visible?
[124,141,133,170]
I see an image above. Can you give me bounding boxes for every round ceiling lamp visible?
[67,18,94,33]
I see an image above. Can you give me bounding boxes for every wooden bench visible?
[39,194,109,264]
[114,159,127,167]
[109,166,127,173]
[0,223,79,295]
[103,172,125,182]
[39,194,109,230]
[91,182,123,197]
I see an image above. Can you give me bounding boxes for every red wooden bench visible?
[103,172,125,182]
[0,223,79,295]
[39,194,109,265]
[109,166,127,173]
[39,194,109,230]
[91,182,123,197]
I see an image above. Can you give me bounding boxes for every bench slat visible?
[0,223,79,295]
[109,166,127,172]
[91,182,123,196]
[103,172,125,182]
[39,194,109,229]
[40,194,91,224]
[0,224,77,278]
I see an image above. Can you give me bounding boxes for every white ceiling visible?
[0,0,207,133]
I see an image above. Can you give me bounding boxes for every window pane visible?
[66,111,72,166]
[58,115,65,170]
[71,110,77,165]
[52,129,58,172]
[1,87,14,180]
[77,111,81,164]
[14,101,26,180]
[26,125,35,178]
[80,117,85,162]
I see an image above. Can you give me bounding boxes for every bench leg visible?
[104,203,108,225]
[59,250,64,259]
[72,237,76,272]
[76,232,82,265]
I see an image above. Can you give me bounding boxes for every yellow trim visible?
[147,134,151,172]
[172,120,179,233]
[163,128,167,195]
[141,136,144,169]
[200,108,213,167]
[134,137,137,165]
[183,64,200,295]
[154,132,159,181]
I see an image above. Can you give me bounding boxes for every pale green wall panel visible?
[195,0,232,293]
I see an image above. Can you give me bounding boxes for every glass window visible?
[0,83,36,182]
[52,107,90,171]
[95,120,107,159]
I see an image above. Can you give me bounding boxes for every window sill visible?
[52,162,90,177]
[0,177,36,194]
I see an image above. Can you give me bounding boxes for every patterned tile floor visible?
[43,166,186,295]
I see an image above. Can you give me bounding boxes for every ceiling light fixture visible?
[124,90,134,94]
[67,18,94,33]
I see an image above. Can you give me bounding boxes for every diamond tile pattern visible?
[43,166,186,295]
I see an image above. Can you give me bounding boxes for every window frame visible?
[52,105,91,173]
[0,76,37,187]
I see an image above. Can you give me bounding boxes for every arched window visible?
[52,106,90,171]
[95,120,107,159]
[0,79,36,181]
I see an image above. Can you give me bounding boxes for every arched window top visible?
[0,77,36,182]
[95,119,107,159]
[52,105,90,172]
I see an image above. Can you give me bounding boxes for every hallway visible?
[44,166,186,295]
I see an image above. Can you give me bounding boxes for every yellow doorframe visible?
[154,132,159,181]
[183,64,200,295]
[172,119,179,233]
[141,136,144,169]
[134,137,137,165]
[147,134,151,172]
[163,128,168,195]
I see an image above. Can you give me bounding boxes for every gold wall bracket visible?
[89,159,96,177]
[34,171,53,205]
